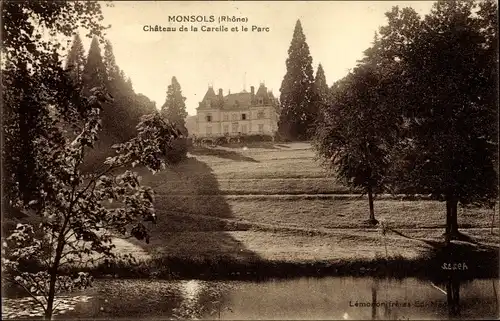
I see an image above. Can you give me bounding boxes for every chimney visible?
[218,88,223,97]
[251,86,255,95]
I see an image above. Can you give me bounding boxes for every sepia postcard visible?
[1,0,499,320]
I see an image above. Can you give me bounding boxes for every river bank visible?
[81,227,498,281]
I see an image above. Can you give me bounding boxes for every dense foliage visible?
[314,63,398,224]
[312,63,330,130]
[2,0,108,214]
[314,0,498,236]
[1,1,181,319]
[278,20,317,141]
[391,0,498,238]
[160,76,189,163]
[161,76,188,135]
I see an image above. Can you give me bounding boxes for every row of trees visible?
[65,33,192,166]
[314,0,498,239]
[1,1,182,319]
[65,34,157,145]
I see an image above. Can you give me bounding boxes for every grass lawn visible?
[8,142,496,278]
[97,142,498,278]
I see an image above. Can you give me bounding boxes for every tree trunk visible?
[445,200,451,243]
[367,184,377,225]
[445,196,459,241]
[44,229,67,320]
[450,200,459,235]
[45,270,56,320]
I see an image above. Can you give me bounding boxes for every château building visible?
[195,83,279,138]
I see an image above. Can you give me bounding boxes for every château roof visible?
[224,92,252,108]
[198,83,276,110]
[202,87,217,101]
[255,84,268,97]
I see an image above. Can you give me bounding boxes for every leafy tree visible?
[317,1,498,237]
[65,33,85,84]
[2,88,181,320]
[161,76,188,135]
[314,62,398,225]
[278,19,317,141]
[125,77,133,91]
[385,0,498,240]
[1,1,107,209]
[1,2,127,319]
[136,93,157,115]
[1,1,181,319]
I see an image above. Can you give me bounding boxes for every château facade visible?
[195,83,279,138]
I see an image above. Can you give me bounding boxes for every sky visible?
[72,1,435,116]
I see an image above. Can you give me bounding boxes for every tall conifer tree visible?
[82,37,107,93]
[278,20,316,141]
[65,33,85,84]
[161,76,188,135]
[103,39,121,86]
[313,63,329,126]
[314,64,328,103]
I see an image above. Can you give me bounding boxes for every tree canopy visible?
[1,2,181,320]
[314,0,498,237]
[278,20,317,141]
[161,76,188,135]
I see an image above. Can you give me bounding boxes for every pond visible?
[2,277,498,320]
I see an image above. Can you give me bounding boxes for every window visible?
[241,125,248,133]
[224,114,229,121]
[235,100,240,107]
[223,125,229,133]
[206,113,212,122]
[232,123,238,133]
[231,113,237,121]
[207,126,212,136]
[258,98,263,105]
[257,111,265,119]
[241,113,247,120]
[258,124,264,133]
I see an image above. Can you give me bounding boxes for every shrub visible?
[164,137,188,164]
[241,134,273,143]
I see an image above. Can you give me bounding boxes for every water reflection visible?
[368,278,465,320]
[3,277,498,320]
[172,280,233,319]
[446,277,461,317]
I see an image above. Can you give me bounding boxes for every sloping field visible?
[118,142,498,267]
[9,142,494,273]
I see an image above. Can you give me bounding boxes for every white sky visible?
[72,1,435,115]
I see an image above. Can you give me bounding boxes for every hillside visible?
[6,142,498,278]
[116,142,499,276]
